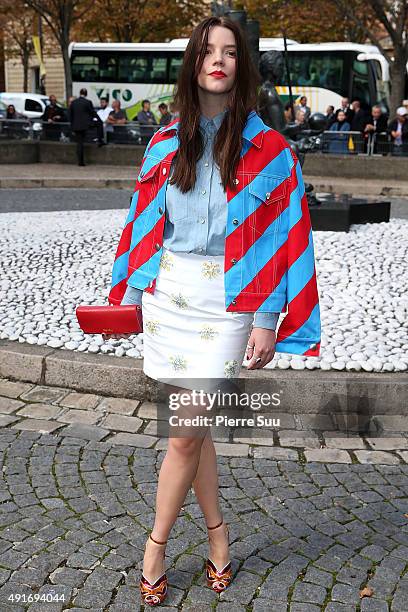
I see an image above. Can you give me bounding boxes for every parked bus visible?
[69,39,391,120]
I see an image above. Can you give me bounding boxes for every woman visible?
[6,104,26,119]
[107,16,320,606]
[328,109,351,153]
[295,108,308,127]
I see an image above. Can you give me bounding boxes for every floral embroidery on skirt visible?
[141,247,254,390]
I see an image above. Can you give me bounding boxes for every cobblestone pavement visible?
[0,378,407,611]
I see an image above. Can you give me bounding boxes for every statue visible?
[257,50,329,206]
[257,51,289,135]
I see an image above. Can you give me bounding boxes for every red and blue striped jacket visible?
[108,110,321,357]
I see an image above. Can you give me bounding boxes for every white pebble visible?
[64,341,79,350]
[126,348,140,358]
[345,361,361,371]
[1,210,406,373]
[47,338,64,348]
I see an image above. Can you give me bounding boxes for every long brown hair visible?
[169,16,261,193]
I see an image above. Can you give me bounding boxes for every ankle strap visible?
[207,518,224,530]
[149,532,167,545]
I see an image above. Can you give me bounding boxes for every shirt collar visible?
[199,108,228,132]
[160,109,264,149]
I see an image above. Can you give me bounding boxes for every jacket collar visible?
[160,109,264,149]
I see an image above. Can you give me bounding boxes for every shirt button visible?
[234,178,239,185]
[201,189,206,195]
[162,168,167,175]
[231,299,237,305]
[231,258,237,264]
[265,192,271,199]
[204,162,209,167]
[158,207,163,214]
[232,218,239,225]
[154,243,160,250]
[199,217,206,223]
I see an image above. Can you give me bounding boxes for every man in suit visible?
[350,99,368,132]
[334,97,354,124]
[294,95,311,121]
[68,88,98,166]
[364,105,388,134]
[364,105,388,152]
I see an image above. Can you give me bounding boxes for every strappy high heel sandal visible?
[140,533,168,606]
[206,519,232,593]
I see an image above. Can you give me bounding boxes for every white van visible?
[0,92,54,119]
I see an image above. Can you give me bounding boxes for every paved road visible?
[0,189,131,213]
[0,189,407,219]
[0,378,407,610]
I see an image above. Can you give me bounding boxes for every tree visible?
[241,0,372,43]
[0,0,35,92]
[331,0,408,114]
[79,0,207,43]
[24,0,93,101]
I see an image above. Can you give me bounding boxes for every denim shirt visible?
[121,109,279,331]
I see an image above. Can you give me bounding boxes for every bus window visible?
[370,60,390,112]
[118,53,168,83]
[72,55,98,81]
[351,59,370,106]
[118,56,148,82]
[99,56,117,81]
[284,52,344,92]
[169,54,183,83]
[71,53,117,82]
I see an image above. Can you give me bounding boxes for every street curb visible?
[0,340,406,413]
[2,176,408,197]
[305,176,408,198]
[0,178,133,189]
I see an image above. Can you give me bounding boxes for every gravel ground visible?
[0,207,407,372]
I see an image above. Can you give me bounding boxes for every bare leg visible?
[192,428,222,525]
[142,385,209,583]
[192,428,230,569]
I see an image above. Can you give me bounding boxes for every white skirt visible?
[142,247,254,390]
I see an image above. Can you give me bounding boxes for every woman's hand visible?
[246,328,276,369]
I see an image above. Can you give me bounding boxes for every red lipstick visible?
[209,70,227,78]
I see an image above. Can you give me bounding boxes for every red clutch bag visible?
[75,304,143,334]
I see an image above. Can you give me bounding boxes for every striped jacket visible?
[108,110,321,357]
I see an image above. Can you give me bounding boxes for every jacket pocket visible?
[163,159,188,222]
[137,155,162,183]
[137,156,167,210]
[247,174,288,236]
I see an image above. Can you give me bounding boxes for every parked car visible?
[0,92,65,119]
[0,100,7,118]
